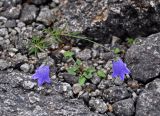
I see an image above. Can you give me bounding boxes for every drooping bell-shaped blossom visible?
[112,58,130,80]
[32,65,51,86]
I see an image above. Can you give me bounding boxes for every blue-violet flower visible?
[112,58,130,80]
[32,65,51,86]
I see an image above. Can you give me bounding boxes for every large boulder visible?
[0,71,103,116]
[135,78,160,116]
[125,33,160,83]
[55,0,160,42]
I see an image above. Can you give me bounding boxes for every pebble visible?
[73,83,82,94]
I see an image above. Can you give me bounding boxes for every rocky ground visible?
[0,0,160,116]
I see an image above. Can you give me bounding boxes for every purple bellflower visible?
[112,58,130,80]
[32,65,51,86]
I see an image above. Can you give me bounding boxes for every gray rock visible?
[31,0,50,5]
[125,33,160,83]
[37,52,48,59]
[0,28,8,37]
[0,71,102,116]
[145,78,160,92]
[60,73,78,85]
[20,63,30,73]
[2,0,22,6]
[114,77,124,86]
[5,20,16,28]
[100,52,115,61]
[90,89,102,97]
[136,90,160,116]
[22,80,36,90]
[89,97,108,113]
[20,4,39,24]
[98,79,113,90]
[0,59,11,70]
[90,75,101,85]
[103,86,130,103]
[0,5,21,19]
[79,92,90,103]
[37,7,55,26]
[112,98,135,116]
[77,49,92,60]
[73,83,82,94]
[55,82,73,98]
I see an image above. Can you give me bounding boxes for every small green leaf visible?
[78,76,86,85]
[97,70,106,78]
[127,37,135,45]
[76,59,82,66]
[66,66,79,75]
[63,51,74,59]
[114,48,120,54]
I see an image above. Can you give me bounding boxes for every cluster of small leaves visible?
[127,37,136,45]
[29,36,49,55]
[64,51,106,85]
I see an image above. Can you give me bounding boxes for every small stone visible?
[37,52,48,59]
[37,7,55,26]
[112,98,135,116]
[56,82,73,98]
[90,89,102,97]
[17,21,26,28]
[73,83,82,94]
[0,28,8,37]
[100,52,115,61]
[90,75,101,85]
[5,20,16,28]
[98,79,113,90]
[84,83,96,92]
[0,5,21,19]
[79,92,90,103]
[31,0,49,5]
[23,81,36,90]
[60,73,78,85]
[114,77,124,86]
[0,59,11,70]
[28,92,40,103]
[89,97,108,113]
[77,49,92,60]
[103,86,130,103]
[20,63,30,73]
[20,4,39,23]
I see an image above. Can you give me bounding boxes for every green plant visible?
[97,69,106,78]
[29,36,49,55]
[46,27,110,51]
[114,48,121,54]
[63,51,74,59]
[127,37,136,45]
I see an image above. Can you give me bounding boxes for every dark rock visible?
[136,90,160,116]
[103,86,130,103]
[136,79,160,116]
[0,59,11,70]
[112,98,135,116]
[5,19,16,28]
[73,83,82,94]
[0,71,102,116]
[98,79,114,90]
[90,75,101,85]
[20,4,39,24]
[79,92,90,103]
[100,52,115,61]
[77,49,92,60]
[56,0,160,42]
[89,97,108,113]
[30,0,51,5]
[0,5,21,19]
[59,73,78,85]
[2,0,22,6]
[125,33,160,83]
[37,7,55,26]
